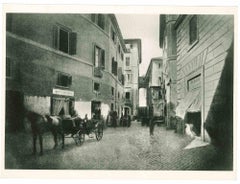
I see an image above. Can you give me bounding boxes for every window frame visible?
[91,14,105,30]
[111,87,115,96]
[53,24,77,55]
[56,72,72,88]
[94,45,105,69]
[93,82,101,92]
[125,92,130,100]
[126,57,130,66]
[188,15,199,50]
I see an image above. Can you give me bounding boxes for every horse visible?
[25,111,63,155]
[46,115,84,148]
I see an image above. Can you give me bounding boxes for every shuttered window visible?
[189,16,198,45]
[94,45,105,69]
[91,14,105,30]
[111,58,118,76]
[94,82,100,92]
[53,25,77,55]
[57,72,72,88]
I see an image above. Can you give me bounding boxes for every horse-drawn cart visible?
[62,116,104,146]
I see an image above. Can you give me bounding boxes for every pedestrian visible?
[70,107,79,127]
[149,105,155,136]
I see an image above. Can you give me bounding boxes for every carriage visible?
[62,115,104,146]
[26,110,104,155]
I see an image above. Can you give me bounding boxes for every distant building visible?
[145,57,165,122]
[123,39,141,117]
[159,15,234,144]
[6,13,127,131]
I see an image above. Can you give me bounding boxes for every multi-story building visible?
[145,57,165,122]
[6,13,127,131]
[159,14,234,147]
[159,15,178,129]
[123,39,141,117]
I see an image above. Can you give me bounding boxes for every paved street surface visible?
[5,121,231,170]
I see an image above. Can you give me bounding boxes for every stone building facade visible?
[123,39,141,117]
[159,15,234,142]
[6,13,127,131]
[145,57,165,122]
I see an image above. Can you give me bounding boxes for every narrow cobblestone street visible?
[5,121,231,170]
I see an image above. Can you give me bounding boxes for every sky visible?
[116,14,163,76]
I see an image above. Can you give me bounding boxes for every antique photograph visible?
[3,4,236,177]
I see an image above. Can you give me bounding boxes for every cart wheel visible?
[73,131,85,145]
[95,125,103,141]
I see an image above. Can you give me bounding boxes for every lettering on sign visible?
[52,88,74,97]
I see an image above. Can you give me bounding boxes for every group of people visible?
[107,110,131,128]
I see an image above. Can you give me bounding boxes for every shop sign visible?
[52,88,74,97]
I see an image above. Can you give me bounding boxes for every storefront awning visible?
[187,91,201,113]
[176,90,200,119]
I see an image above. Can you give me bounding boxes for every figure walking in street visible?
[149,105,155,136]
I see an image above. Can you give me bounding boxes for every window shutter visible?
[53,25,59,49]
[115,61,118,76]
[101,49,105,69]
[94,46,97,67]
[112,58,114,74]
[69,32,77,55]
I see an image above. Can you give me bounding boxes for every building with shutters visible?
[145,57,165,123]
[6,13,127,131]
[123,39,141,117]
[159,14,234,144]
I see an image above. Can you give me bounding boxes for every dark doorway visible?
[91,101,101,119]
[186,112,201,136]
[5,91,24,132]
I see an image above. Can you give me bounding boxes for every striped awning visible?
[176,90,201,119]
[187,91,201,113]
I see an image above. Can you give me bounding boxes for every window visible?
[130,44,133,49]
[126,57,130,66]
[97,14,105,30]
[111,103,114,111]
[94,82,100,92]
[118,92,120,99]
[189,15,198,45]
[125,92,130,99]
[111,58,118,76]
[57,72,72,88]
[126,73,132,83]
[111,87,115,96]
[6,57,12,78]
[118,44,121,54]
[91,14,105,30]
[53,25,77,55]
[94,45,105,69]
[111,28,116,43]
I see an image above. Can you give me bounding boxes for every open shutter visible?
[101,49,105,69]
[69,32,77,55]
[114,61,118,76]
[53,25,59,49]
[111,58,114,74]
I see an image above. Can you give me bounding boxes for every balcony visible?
[94,67,103,78]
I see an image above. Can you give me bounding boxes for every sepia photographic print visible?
[1,4,238,180]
